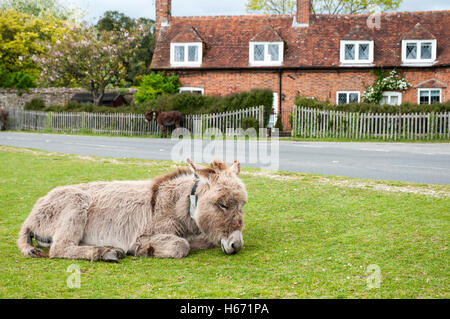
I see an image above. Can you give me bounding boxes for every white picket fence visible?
[5,106,264,137]
[292,106,450,140]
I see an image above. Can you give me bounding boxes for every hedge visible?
[295,96,450,114]
[24,89,274,126]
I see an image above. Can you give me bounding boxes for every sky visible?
[70,0,450,23]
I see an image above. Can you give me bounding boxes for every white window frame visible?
[336,91,361,104]
[340,40,374,65]
[380,91,402,106]
[417,88,442,104]
[170,42,202,67]
[249,42,284,66]
[401,39,437,66]
[179,87,204,95]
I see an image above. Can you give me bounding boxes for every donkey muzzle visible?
[220,230,243,255]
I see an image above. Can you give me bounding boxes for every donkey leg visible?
[132,234,190,259]
[48,193,124,262]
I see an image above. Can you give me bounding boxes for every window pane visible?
[419,90,429,104]
[390,96,399,105]
[338,93,347,105]
[430,90,441,104]
[359,43,369,60]
[380,96,388,105]
[268,44,279,61]
[349,93,359,103]
[254,44,265,61]
[406,43,417,59]
[345,44,355,60]
[421,42,432,59]
[174,46,184,62]
[188,45,198,62]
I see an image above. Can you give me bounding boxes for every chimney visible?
[155,0,172,39]
[294,0,311,27]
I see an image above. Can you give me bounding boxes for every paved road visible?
[1,132,450,185]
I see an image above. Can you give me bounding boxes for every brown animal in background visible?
[145,110,184,137]
[17,159,247,262]
[0,108,8,131]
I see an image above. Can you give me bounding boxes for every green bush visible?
[24,98,46,111]
[241,117,259,131]
[134,72,181,104]
[141,89,273,126]
[0,67,36,91]
[274,114,283,131]
[295,96,450,114]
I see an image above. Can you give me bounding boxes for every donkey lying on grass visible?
[18,159,246,262]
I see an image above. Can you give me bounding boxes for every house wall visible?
[175,67,449,130]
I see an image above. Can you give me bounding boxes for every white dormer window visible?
[402,40,436,65]
[249,42,283,66]
[340,40,374,65]
[170,42,202,67]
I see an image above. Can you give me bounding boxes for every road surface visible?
[1,132,449,185]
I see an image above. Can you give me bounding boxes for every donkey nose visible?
[221,230,243,255]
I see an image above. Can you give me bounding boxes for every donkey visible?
[0,108,8,131]
[145,110,184,137]
[17,159,246,262]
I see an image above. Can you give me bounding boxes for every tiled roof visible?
[151,11,450,70]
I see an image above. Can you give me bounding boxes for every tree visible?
[246,0,402,14]
[96,11,155,85]
[35,25,149,105]
[96,11,135,32]
[0,0,84,21]
[0,9,70,88]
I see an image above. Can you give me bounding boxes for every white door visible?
[268,92,278,128]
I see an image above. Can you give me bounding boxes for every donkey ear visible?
[229,161,241,176]
[186,159,215,179]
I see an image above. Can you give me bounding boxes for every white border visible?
[417,88,442,104]
[340,40,374,66]
[336,91,361,104]
[401,39,437,66]
[249,42,284,67]
[170,42,202,67]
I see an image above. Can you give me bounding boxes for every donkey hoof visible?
[102,251,119,263]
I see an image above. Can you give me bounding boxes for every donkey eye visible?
[218,203,228,210]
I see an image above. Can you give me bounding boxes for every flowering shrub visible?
[34,23,149,105]
[362,69,410,104]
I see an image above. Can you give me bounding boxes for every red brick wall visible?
[174,67,449,130]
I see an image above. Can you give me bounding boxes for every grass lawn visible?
[0,146,448,298]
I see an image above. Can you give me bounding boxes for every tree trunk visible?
[91,82,105,106]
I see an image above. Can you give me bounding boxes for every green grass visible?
[0,147,448,299]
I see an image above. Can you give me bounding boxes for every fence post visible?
[259,105,264,128]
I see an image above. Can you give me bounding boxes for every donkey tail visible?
[17,225,48,258]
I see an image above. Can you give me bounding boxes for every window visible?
[170,43,202,67]
[402,40,436,65]
[336,91,360,104]
[380,92,402,106]
[179,87,204,95]
[340,41,374,65]
[249,42,283,66]
[418,88,441,104]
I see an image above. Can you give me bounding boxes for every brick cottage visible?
[150,0,450,129]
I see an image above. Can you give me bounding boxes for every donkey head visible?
[144,110,159,123]
[187,159,247,255]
